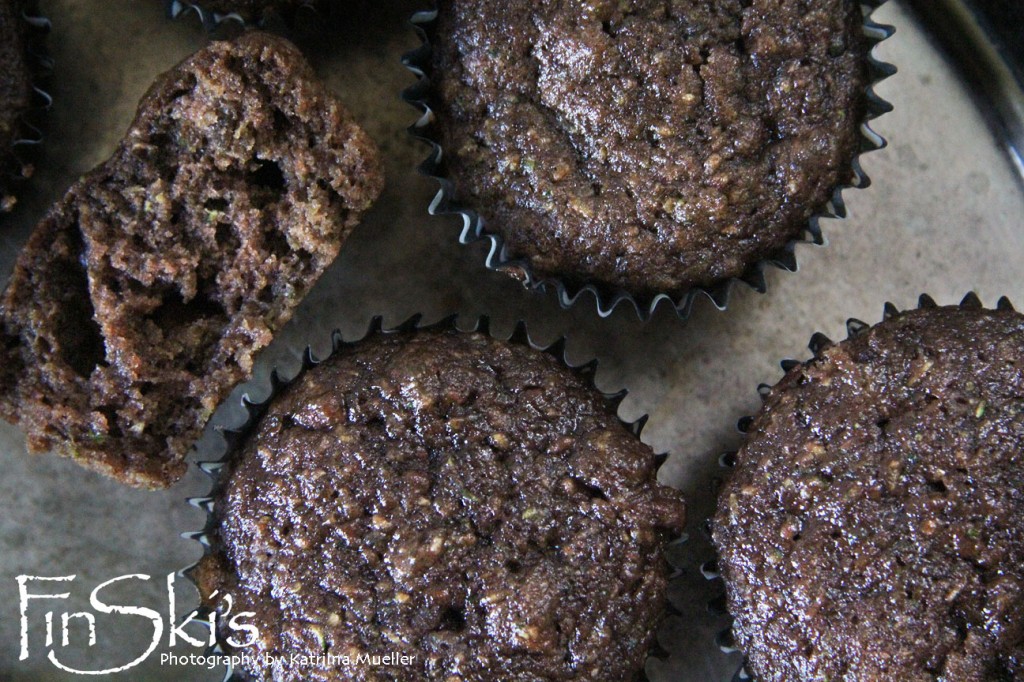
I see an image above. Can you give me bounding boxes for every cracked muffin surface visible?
[0,32,383,487]
[196,329,686,681]
[432,0,868,298]
[713,304,1024,681]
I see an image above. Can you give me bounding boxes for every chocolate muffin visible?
[0,0,35,213]
[430,0,870,300]
[0,32,383,488]
[193,328,686,681]
[712,298,1024,681]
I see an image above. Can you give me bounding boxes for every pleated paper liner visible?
[402,2,896,320]
[178,313,687,682]
[165,0,326,37]
[1,1,51,215]
[703,291,1017,681]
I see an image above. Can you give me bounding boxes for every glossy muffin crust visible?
[713,304,1024,680]
[432,0,868,298]
[196,329,686,681]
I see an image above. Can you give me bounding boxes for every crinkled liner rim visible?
[400,1,897,320]
[3,4,52,209]
[165,0,321,32]
[700,291,1015,681]
[177,313,687,682]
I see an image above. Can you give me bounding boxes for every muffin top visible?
[0,0,32,212]
[196,329,685,681]
[432,0,867,299]
[713,304,1024,681]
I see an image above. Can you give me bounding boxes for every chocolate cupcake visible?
[0,32,383,488]
[410,0,893,316]
[0,0,45,213]
[190,322,686,681]
[712,295,1024,680]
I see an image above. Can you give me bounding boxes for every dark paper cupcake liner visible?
[401,3,897,320]
[165,0,324,35]
[178,313,684,682]
[704,291,1015,681]
[2,3,51,214]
